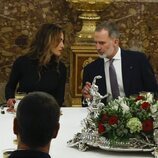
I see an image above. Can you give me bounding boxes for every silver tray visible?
[90,143,153,152]
[67,132,154,152]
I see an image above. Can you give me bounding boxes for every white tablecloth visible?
[0,107,154,158]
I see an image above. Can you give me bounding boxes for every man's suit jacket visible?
[82,49,158,106]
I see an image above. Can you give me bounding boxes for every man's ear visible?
[13,118,19,135]
[114,38,119,45]
[113,38,119,46]
[52,122,60,139]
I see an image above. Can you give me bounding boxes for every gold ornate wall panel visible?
[70,45,98,106]
[0,0,158,105]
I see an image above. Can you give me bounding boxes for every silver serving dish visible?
[68,76,158,158]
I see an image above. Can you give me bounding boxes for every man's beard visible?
[98,47,115,59]
[98,53,107,59]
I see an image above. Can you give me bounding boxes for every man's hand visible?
[82,82,92,99]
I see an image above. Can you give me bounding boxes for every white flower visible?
[138,92,154,103]
[135,100,143,105]
[146,92,154,103]
[117,97,129,113]
[150,102,158,114]
[121,103,130,113]
[111,104,119,111]
[108,100,119,110]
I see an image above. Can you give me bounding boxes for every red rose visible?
[108,116,118,125]
[135,95,144,101]
[101,114,108,123]
[98,123,105,133]
[141,102,151,110]
[142,119,153,132]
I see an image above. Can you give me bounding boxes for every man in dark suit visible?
[9,91,60,158]
[82,21,158,107]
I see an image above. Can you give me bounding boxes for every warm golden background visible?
[0,0,158,105]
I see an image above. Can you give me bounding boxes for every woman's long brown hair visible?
[28,23,63,67]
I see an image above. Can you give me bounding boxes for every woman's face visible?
[51,32,64,57]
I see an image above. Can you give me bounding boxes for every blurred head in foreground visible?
[13,91,60,153]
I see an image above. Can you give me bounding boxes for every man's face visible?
[94,29,119,59]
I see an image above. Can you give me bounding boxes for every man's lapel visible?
[121,50,133,96]
[98,58,107,95]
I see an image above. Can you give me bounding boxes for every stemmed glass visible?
[14,92,26,110]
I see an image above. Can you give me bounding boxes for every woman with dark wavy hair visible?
[5,23,67,107]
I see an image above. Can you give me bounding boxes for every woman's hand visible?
[6,98,16,107]
[6,98,16,112]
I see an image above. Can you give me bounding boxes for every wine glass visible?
[14,92,26,110]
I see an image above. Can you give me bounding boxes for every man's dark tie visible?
[109,59,120,99]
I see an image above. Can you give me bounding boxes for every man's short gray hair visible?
[95,21,120,39]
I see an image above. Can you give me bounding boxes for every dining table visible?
[0,107,155,158]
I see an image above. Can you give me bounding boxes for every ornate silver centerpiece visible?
[67,76,158,157]
[84,75,109,107]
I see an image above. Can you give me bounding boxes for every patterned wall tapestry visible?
[0,0,158,105]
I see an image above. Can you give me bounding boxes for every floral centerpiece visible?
[96,92,158,147]
[67,76,158,155]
